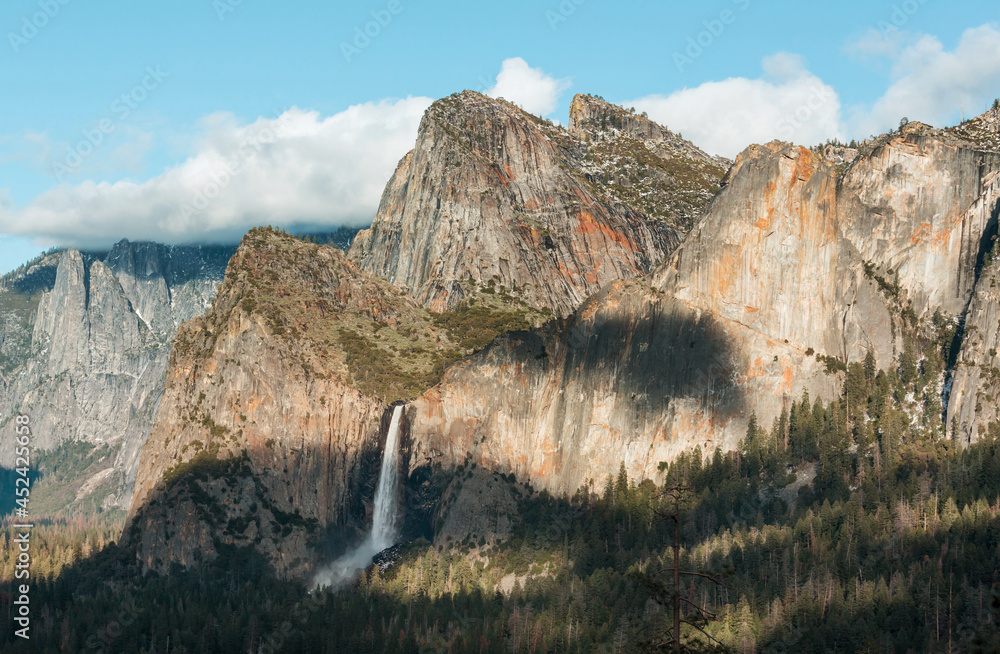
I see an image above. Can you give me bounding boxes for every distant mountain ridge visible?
[0,240,235,510]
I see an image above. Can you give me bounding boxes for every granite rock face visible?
[126,229,459,579]
[0,251,61,386]
[837,122,1000,318]
[349,92,726,316]
[947,245,1000,444]
[405,124,1000,495]
[0,241,232,509]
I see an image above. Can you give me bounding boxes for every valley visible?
[1,94,1000,653]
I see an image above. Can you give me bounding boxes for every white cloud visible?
[851,25,1000,137]
[627,53,845,159]
[0,97,432,248]
[486,57,571,117]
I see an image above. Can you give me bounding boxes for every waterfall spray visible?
[312,405,404,589]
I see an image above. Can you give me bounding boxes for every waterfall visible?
[370,405,403,549]
[312,405,404,589]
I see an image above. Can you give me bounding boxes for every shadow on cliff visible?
[124,403,437,582]
[493,289,749,434]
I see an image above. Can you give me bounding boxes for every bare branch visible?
[680,596,717,619]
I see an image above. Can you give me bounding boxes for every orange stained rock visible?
[792,147,815,183]
[246,395,261,413]
[492,166,511,187]
[755,208,775,231]
[910,222,933,245]
[570,186,595,206]
[575,209,640,252]
[531,454,555,479]
[779,365,794,393]
[711,247,739,298]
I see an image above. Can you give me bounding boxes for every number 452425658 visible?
[14,415,31,509]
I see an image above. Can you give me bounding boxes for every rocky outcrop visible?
[0,241,232,509]
[405,123,1000,494]
[349,92,727,316]
[126,228,460,578]
[123,107,1000,573]
[433,466,519,547]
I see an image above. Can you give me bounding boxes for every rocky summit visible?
[349,91,727,317]
[125,228,467,578]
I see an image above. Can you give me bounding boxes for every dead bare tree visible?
[632,484,729,653]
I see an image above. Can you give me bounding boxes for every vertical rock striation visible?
[0,241,232,509]
[349,91,727,316]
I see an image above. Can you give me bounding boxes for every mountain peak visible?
[351,91,712,316]
[568,93,659,138]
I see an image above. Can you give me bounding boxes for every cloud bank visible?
[627,25,1000,159]
[0,97,432,248]
[627,53,844,159]
[5,32,1000,251]
[848,24,1000,137]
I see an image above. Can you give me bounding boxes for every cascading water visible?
[312,405,403,589]
[369,405,402,550]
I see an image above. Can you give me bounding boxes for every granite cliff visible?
[405,118,1000,495]
[0,241,233,509]
[126,103,1000,577]
[349,92,727,316]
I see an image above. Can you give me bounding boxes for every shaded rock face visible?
[947,242,1000,443]
[407,129,1000,494]
[126,229,457,579]
[0,252,62,385]
[0,241,231,509]
[349,91,726,316]
[433,466,519,547]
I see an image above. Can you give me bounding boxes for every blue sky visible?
[1,0,999,273]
